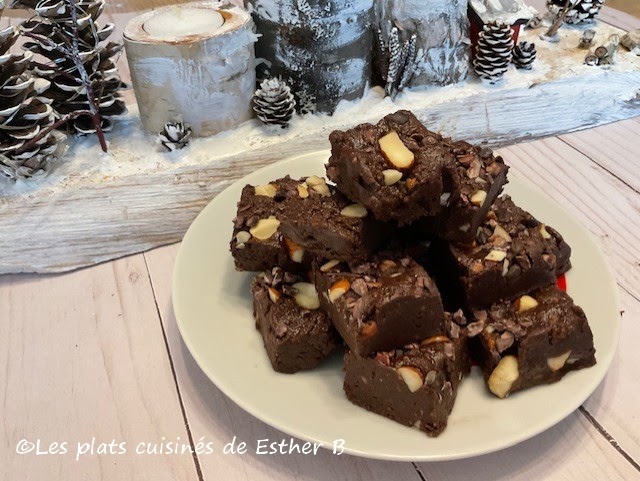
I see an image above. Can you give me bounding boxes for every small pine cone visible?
[158,121,192,152]
[253,78,296,128]
[547,0,605,24]
[473,22,515,84]
[513,42,537,70]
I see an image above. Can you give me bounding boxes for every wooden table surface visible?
[2,2,640,480]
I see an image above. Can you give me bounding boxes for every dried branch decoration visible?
[374,22,419,99]
[13,0,126,152]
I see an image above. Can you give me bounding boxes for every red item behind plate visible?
[557,274,567,292]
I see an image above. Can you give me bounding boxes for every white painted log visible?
[376,0,471,86]
[0,22,639,274]
[247,0,374,114]
[123,2,257,136]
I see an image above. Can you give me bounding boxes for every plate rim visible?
[172,150,621,462]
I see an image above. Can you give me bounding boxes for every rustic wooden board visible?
[1,9,639,274]
[0,255,199,481]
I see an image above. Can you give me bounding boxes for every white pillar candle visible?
[124,2,257,137]
[142,7,225,42]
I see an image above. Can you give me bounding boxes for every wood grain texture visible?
[0,256,198,481]
[416,413,640,481]
[496,138,640,300]
[558,118,640,193]
[143,244,423,481]
[581,288,640,464]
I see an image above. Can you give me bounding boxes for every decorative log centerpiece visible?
[123,2,257,136]
[247,0,374,114]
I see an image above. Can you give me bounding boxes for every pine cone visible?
[547,0,605,24]
[20,0,127,136]
[253,78,296,128]
[158,121,192,152]
[473,22,515,84]
[513,42,537,70]
[0,26,65,181]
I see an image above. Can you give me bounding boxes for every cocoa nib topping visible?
[467,320,485,337]
[495,331,515,353]
[259,267,299,292]
[350,278,368,296]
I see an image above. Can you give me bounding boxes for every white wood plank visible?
[416,413,640,480]
[581,288,640,463]
[0,256,199,481]
[558,118,640,193]
[599,5,640,31]
[495,137,640,300]
[143,244,422,481]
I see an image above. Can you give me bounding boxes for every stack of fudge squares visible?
[230,110,596,437]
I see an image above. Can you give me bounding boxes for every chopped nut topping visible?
[379,130,415,169]
[470,190,487,206]
[283,237,305,263]
[297,183,309,198]
[292,282,320,310]
[547,351,572,371]
[268,287,280,304]
[515,295,538,312]
[539,224,552,239]
[340,203,368,218]
[235,231,251,244]
[488,355,519,399]
[254,184,277,197]
[382,169,403,186]
[320,259,341,272]
[396,366,424,393]
[328,279,351,303]
[485,250,507,262]
[249,217,280,240]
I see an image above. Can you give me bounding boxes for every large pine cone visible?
[473,22,515,84]
[20,0,127,135]
[0,26,65,180]
[547,0,605,24]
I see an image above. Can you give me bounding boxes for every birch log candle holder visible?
[247,0,374,114]
[123,2,257,136]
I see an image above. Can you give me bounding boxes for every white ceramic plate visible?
[172,151,620,462]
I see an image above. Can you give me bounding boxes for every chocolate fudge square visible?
[438,196,572,308]
[344,311,470,437]
[434,140,509,244]
[280,186,389,263]
[230,176,325,271]
[469,285,596,399]
[327,110,457,225]
[252,267,341,374]
[313,255,444,356]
